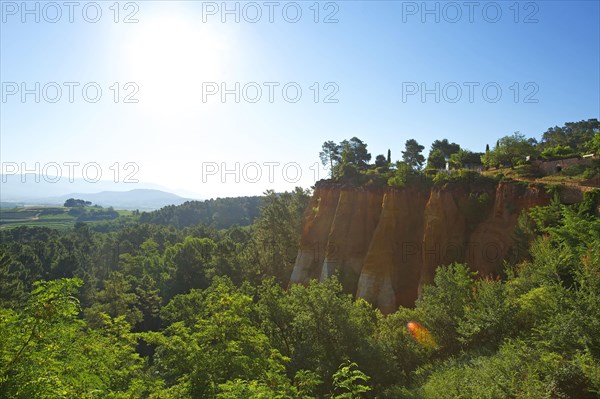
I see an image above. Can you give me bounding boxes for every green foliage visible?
[540,118,599,153]
[578,188,600,216]
[540,144,579,160]
[374,154,389,169]
[426,139,460,169]
[76,207,119,222]
[362,168,391,187]
[243,188,310,286]
[432,168,495,186]
[85,271,143,327]
[402,139,426,170]
[0,278,152,398]
[331,361,371,399]
[511,163,544,178]
[481,132,535,169]
[320,140,342,178]
[147,276,290,398]
[339,163,362,183]
[64,198,92,207]
[426,149,446,170]
[387,162,428,188]
[415,263,476,354]
[2,148,600,398]
[421,339,593,399]
[342,137,372,168]
[586,131,600,153]
[448,149,483,169]
[457,279,514,350]
[139,196,263,229]
[464,191,492,226]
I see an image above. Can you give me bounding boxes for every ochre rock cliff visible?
[290,180,551,313]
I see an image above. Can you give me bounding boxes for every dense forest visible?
[138,196,263,229]
[1,120,599,398]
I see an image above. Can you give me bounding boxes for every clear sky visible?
[1,0,599,198]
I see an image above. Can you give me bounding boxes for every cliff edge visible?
[290,180,551,313]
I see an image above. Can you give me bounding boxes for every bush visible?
[562,163,588,177]
[432,169,494,186]
[340,163,361,183]
[363,169,390,188]
[387,162,427,188]
[513,164,544,178]
[464,192,492,226]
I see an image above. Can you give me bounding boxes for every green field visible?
[0,206,133,230]
[0,206,74,230]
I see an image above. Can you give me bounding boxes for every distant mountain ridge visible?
[1,174,167,199]
[44,189,191,210]
[1,175,196,210]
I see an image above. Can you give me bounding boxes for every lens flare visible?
[406,321,437,349]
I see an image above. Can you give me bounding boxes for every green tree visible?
[374,154,388,169]
[257,278,378,396]
[164,236,217,297]
[426,148,446,169]
[448,149,483,169]
[320,141,341,178]
[339,137,372,169]
[482,132,534,169]
[416,263,476,354]
[244,188,310,286]
[147,277,289,398]
[85,271,143,328]
[402,139,426,170]
[0,278,151,398]
[585,131,600,154]
[387,162,419,188]
[427,139,461,169]
[64,198,92,207]
[541,119,599,152]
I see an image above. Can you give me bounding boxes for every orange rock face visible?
[290,180,551,313]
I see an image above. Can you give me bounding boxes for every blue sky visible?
[1,0,599,198]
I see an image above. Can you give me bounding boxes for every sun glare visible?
[122,14,233,115]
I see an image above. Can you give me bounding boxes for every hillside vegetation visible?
[0,119,599,398]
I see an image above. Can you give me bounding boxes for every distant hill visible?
[0,174,169,202]
[46,189,191,210]
[0,175,197,210]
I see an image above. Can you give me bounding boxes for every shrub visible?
[562,164,587,177]
[432,169,494,187]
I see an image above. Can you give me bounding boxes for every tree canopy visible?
[402,139,426,170]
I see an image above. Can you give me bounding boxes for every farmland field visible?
[0,207,74,229]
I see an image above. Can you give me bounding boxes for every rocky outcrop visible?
[290,180,551,313]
